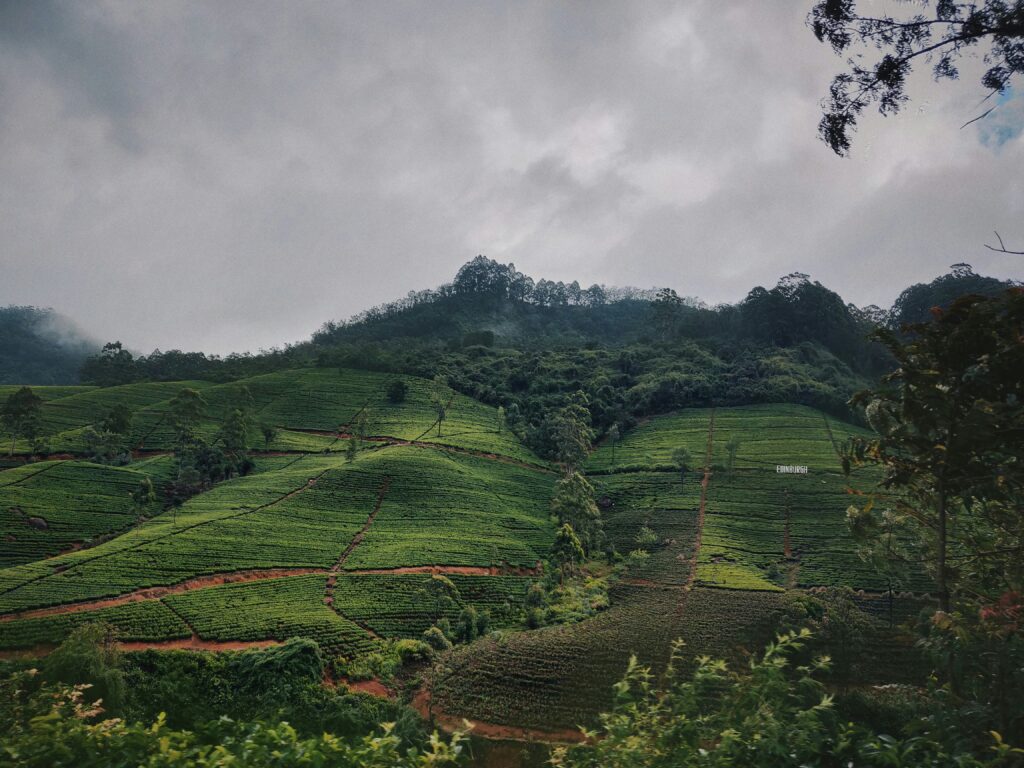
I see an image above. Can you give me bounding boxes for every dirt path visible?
[325,477,391,600]
[341,563,543,577]
[322,672,394,698]
[0,567,328,623]
[2,561,541,625]
[0,467,333,602]
[783,488,792,559]
[411,689,586,745]
[821,414,843,461]
[0,459,69,488]
[323,478,391,638]
[0,635,282,660]
[287,427,552,473]
[684,408,715,590]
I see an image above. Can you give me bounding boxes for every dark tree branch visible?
[984,232,1024,255]
[811,1,1024,155]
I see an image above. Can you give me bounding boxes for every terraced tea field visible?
[429,403,933,731]
[0,386,930,742]
[0,461,162,567]
[13,368,543,465]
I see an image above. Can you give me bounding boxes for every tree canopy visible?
[811,0,1024,155]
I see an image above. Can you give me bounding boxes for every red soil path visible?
[0,567,327,623]
[324,477,391,612]
[1,563,543,625]
[411,689,586,745]
[323,672,394,698]
[288,427,552,473]
[685,408,715,589]
[341,563,543,577]
[0,635,281,660]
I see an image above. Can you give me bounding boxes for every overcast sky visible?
[1,1,1022,355]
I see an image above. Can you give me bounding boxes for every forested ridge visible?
[66,259,1015,463]
[0,307,97,386]
[1,269,1021,768]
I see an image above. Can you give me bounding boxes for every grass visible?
[0,447,553,614]
[330,573,531,637]
[14,368,546,467]
[0,600,191,650]
[0,392,933,730]
[709,404,843,471]
[586,409,712,473]
[165,573,376,656]
[0,461,162,567]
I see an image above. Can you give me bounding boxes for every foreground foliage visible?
[551,630,1021,767]
[0,629,465,767]
[0,675,465,768]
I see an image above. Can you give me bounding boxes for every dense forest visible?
[0,307,96,385]
[62,259,1014,462]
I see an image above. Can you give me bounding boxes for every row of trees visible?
[164,387,258,509]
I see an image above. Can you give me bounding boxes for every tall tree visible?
[653,288,684,339]
[79,341,136,387]
[551,523,585,583]
[607,423,621,466]
[260,423,278,450]
[672,446,694,489]
[845,289,1024,611]
[1,386,43,456]
[551,471,603,554]
[218,408,250,462]
[810,0,1024,155]
[168,388,207,449]
[100,404,133,437]
[725,437,741,476]
[131,477,156,517]
[549,393,594,474]
[429,375,452,437]
[84,404,134,464]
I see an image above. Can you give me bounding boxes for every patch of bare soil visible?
[0,567,327,623]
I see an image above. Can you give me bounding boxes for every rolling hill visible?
[0,367,933,751]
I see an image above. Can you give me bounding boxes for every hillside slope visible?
[0,306,97,385]
[0,393,930,744]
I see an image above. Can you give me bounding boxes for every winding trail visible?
[323,477,391,637]
[0,636,282,660]
[324,477,390,605]
[410,688,587,745]
[685,408,715,590]
[288,428,552,473]
[0,459,69,488]
[0,466,332,602]
[0,568,327,623]
[659,408,716,664]
[0,563,543,624]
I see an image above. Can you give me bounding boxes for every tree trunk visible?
[937,486,949,613]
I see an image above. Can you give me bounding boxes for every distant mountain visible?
[0,306,98,384]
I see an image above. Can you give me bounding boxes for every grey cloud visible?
[0,0,1021,355]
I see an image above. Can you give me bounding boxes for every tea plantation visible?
[0,379,931,738]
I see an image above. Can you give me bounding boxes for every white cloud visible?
[0,0,1020,354]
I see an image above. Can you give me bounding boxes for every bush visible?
[422,626,453,652]
[550,630,1014,767]
[40,623,125,714]
[0,670,468,768]
[395,639,433,665]
[386,380,408,404]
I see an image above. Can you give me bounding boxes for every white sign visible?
[776,465,808,474]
